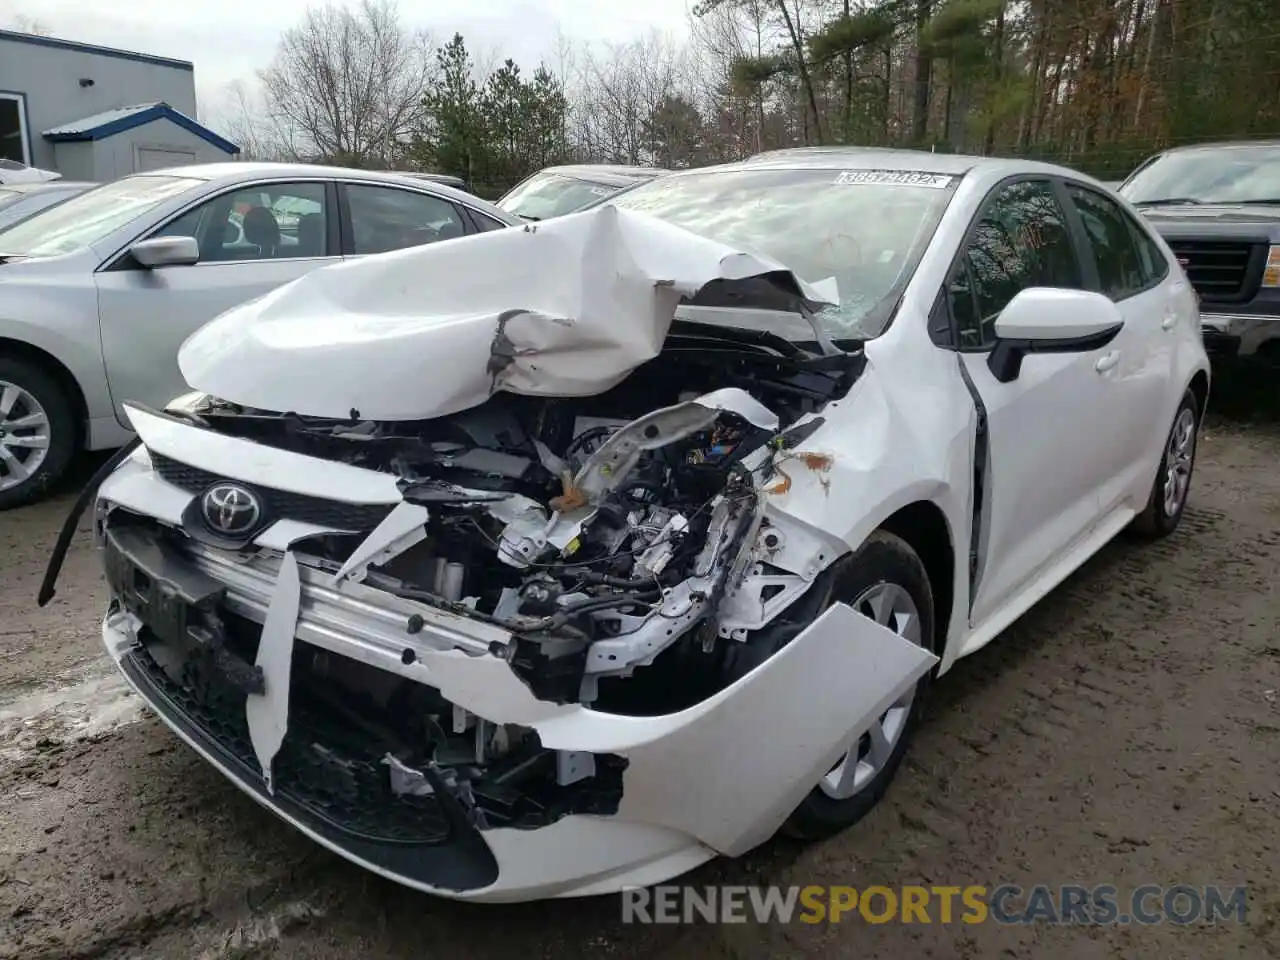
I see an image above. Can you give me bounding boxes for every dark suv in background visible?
[1119,141,1280,361]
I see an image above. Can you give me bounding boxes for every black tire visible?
[782,530,936,840]
[1131,388,1200,539]
[0,357,78,511]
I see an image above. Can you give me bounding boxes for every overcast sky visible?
[5,0,695,117]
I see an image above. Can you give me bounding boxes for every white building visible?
[0,27,239,181]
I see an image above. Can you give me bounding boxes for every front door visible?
[949,178,1126,626]
[95,179,339,422]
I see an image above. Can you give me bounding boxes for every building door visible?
[135,146,197,172]
[0,93,30,165]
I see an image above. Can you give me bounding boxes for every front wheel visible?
[0,358,78,510]
[783,530,935,840]
[1131,388,1199,538]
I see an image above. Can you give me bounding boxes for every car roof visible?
[123,161,516,222]
[0,180,97,194]
[538,164,670,187]
[400,171,468,185]
[675,145,1088,182]
[1157,139,1280,154]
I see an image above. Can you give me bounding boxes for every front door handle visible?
[1095,350,1121,372]
[1161,313,1177,331]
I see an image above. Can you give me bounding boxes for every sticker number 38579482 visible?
[833,169,954,188]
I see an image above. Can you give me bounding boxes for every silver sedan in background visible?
[0,162,521,508]
[0,180,96,232]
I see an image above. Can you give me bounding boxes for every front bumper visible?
[1200,313,1280,357]
[95,407,937,902]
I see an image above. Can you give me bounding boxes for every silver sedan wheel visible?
[0,380,51,494]
[820,581,923,801]
[1162,407,1196,518]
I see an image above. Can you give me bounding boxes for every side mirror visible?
[988,287,1124,383]
[130,235,199,268]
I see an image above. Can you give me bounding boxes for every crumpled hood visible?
[178,204,835,421]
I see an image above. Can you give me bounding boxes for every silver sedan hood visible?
[178,205,835,421]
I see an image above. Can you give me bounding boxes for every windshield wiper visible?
[1133,198,1204,207]
[1218,199,1280,206]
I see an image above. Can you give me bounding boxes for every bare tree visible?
[568,31,698,164]
[9,14,51,35]
[257,0,435,167]
[206,80,297,161]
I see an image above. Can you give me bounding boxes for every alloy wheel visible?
[1162,407,1196,518]
[0,380,51,494]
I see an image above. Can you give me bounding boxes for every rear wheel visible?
[783,530,935,840]
[1131,388,1199,538]
[0,358,78,510]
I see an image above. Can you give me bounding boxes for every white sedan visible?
[46,149,1208,902]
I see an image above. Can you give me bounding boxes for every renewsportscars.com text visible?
[621,884,1248,925]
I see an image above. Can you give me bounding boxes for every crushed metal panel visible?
[177,205,836,422]
[332,501,430,583]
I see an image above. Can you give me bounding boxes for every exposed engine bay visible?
[173,323,863,709]
[92,323,869,846]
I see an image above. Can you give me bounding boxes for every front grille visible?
[1166,240,1263,302]
[149,452,394,531]
[128,633,452,845]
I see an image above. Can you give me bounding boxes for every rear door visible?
[1060,181,1176,513]
[948,178,1125,626]
[95,179,339,423]
[336,182,474,257]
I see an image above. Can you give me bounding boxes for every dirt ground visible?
[1,375,1277,960]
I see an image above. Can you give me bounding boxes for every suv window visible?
[343,184,465,254]
[1066,184,1149,299]
[155,182,329,262]
[950,179,1083,349]
[1125,213,1169,286]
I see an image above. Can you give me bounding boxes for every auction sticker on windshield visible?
[834,170,954,188]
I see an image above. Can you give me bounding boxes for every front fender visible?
[0,269,113,422]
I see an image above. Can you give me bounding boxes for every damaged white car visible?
[40,150,1210,902]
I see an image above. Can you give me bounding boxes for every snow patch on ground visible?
[0,658,143,765]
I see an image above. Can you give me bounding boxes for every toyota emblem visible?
[200,482,263,537]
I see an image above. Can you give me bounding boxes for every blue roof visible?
[0,28,193,70]
[43,102,239,155]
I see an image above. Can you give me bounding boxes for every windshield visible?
[0,175,202,257]
[0,188,87,232]
[498,172,622,220]
[609,167,957,339]
[1120,145,1280,205]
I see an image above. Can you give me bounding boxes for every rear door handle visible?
[1095,350,1121,372]
[1161,314,1177,331]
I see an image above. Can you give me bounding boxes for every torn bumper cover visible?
[96,437,936,903]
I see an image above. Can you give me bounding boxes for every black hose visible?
[540,591,659,629]
[37,437,142,607]
[574,571,657,589]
